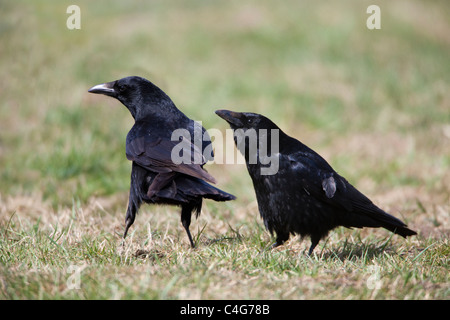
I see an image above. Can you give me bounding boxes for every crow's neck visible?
[235,127,287,162]
[128,99,189,128]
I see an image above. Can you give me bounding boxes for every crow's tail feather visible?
[365,206,417,238]
[380,221,417,238]
[201,185,236,202]
[347,201,417,238]
[176,177,236,202]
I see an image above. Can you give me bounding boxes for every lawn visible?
[0,0,449,300]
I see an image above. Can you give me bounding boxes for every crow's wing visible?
[286,151,369,212]
[286,151,411,227]
[126,135,217,184]
[187,119,214,162]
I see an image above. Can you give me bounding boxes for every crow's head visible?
[88,76,173,119]
[215,110,278,132]
[216,110,281,173]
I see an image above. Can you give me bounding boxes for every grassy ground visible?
[0,0,449,299]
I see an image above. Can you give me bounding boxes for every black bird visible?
[216,110,416,255]
[88,76,235,247]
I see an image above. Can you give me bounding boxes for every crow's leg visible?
[123,215,134,239]
[123,193,140,239]
[181,204,195,248]
[308,235,321,256]
[123,163,144,239]
[271,231,289,248]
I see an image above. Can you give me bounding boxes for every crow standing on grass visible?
[216,110,416,255]
[88,76,235,247]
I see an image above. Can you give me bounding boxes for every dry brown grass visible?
[1,0,449,300]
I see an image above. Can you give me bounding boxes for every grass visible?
[0,202,448,299]
[0,0,449,299]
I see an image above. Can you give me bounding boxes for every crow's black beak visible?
[215,109,244,127]
[88,81,117,97]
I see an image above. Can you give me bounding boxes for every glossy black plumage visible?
[216,110,416,255]
[88,76,235,247]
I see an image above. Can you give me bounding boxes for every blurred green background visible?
[0,0,449,300]
[0,0,449,209]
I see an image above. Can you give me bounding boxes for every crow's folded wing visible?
[126,135,216,184]
[286,151,412,230]
[286,151,360,212]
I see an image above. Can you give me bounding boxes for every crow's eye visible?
[247,118,253,125]
[118,84,127,93]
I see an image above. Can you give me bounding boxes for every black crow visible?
[216,110,416,255]
[88,76,235,247]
